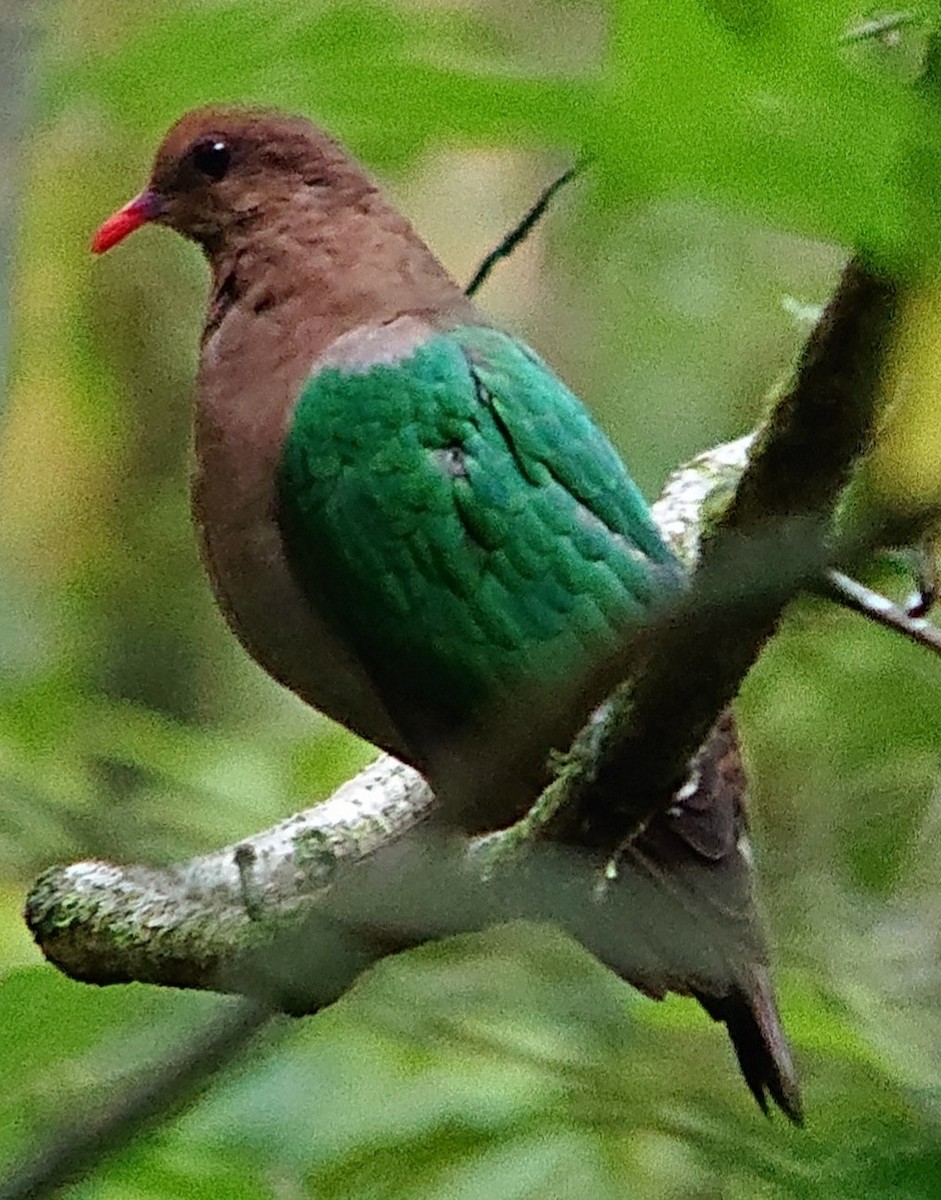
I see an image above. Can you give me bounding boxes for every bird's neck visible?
[202,192,474,358]
[192,192,478,559]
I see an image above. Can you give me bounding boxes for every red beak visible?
[91,190,162,254]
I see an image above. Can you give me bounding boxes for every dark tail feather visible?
[695,967,803,1124]
[581,711,802,1121]
[638,713,802,1122]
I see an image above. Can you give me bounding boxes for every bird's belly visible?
[192,470,409,761]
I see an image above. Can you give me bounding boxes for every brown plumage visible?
[98,108,475,759]
[93,106,801,1122]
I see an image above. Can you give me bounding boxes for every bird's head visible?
[92,106,374,256]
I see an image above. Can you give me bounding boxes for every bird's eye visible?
[190,139,231,182]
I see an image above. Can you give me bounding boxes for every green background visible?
[3,2,941,1196]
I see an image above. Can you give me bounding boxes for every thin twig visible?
[823,568,941,656]
[0,999,272,1200]
[464,161,585,297]
[841,11,920,44]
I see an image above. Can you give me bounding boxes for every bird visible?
[92,106,801,1121]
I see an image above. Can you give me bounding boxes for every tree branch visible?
[25,249,900,991]
[26,757,435,992]
[823,568,941,656]
[479,258,898,848]
[0,999,272,1200]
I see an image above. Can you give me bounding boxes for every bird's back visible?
[277,320,682,774]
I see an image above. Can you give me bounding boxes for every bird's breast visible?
[191,303,409,757]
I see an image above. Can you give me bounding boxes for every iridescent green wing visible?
[277,324,681,734]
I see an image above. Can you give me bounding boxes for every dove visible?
[93,107,801,1120]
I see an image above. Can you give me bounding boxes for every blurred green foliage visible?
[4,1,941,1196]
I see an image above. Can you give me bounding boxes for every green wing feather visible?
[277,324,681,733]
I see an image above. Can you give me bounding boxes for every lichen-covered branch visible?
[26,248,897,989]
[22,234,911,999]
[25,429,755,991]
[27,757,434,992]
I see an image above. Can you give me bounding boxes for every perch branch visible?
[27,757,434,993]
[23,426,749,992]
[25,252,899,989]
[488,257,899,847]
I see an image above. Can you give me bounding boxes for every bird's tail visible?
[694,967,803,1124]
[594,711,802,1122]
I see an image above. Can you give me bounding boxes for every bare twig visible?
[823,568,941,656]
[464,161,584,297]
[0,999,272,1200]
[842,11,920,45]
